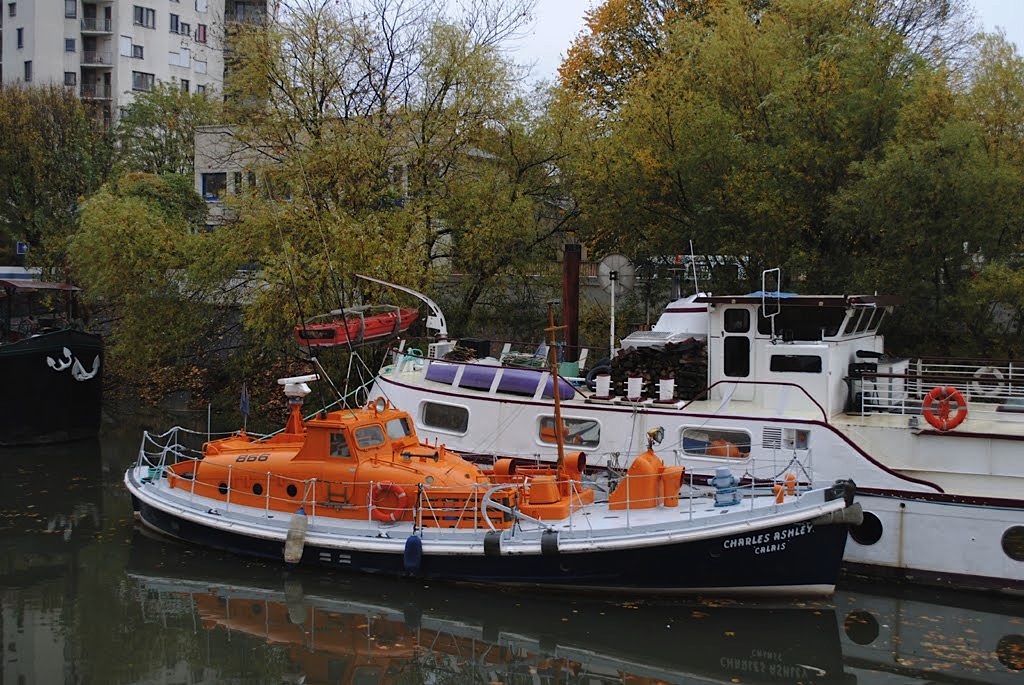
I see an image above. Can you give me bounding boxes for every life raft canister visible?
[370,481,409,522]
[922,385,968,431]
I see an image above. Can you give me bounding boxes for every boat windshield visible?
[386,416,413,440]
[355,425,386,448]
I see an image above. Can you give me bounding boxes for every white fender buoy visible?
[284,506,308,563]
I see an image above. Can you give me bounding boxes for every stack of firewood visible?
[608,339,708,400]
[442,345,479,362]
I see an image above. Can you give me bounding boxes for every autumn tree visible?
[68,173,252,388]
[0,85,112,268]
[115,80,222,175]
[555,0,1024,355]
[217,0,572,347]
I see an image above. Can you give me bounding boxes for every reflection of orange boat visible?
[126,533,849,685]
[294,305,419,348]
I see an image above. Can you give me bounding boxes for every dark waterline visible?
[1,420,1022,685]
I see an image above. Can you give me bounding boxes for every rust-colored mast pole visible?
[545,302,566,468]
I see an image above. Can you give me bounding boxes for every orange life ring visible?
[922,385,968,431]
[370,481,409,522]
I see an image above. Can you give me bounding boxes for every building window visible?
[23,60,31,82]
[195,0,207,12]
[132,44,144,58]
[65,0,76,18]
[180,78,189,91]
[196,84,205,94]
[131,71,154,91]
[133,5,155,28]
[195,23,206,43]
[64,72,77,86]
[169,13,179,32]
[65,38,76,52]
[201,172,226,200]
[169,48,190,67]
[8,3,15,18]
[179,21,190,36]
[194,60,206,74]
[120,35,132,57]
[16,26,22,48]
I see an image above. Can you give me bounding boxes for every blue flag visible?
[240,382,250,419]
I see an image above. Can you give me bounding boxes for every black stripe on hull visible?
[133,499,848,595]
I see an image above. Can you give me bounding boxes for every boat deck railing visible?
[135,430,809,535]
[849,357,1024,422]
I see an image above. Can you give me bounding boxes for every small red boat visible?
[294,305,419,348]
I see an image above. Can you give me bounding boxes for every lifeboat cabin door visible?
[714,306,756,401]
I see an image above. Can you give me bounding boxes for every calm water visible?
[1,419,1022,685]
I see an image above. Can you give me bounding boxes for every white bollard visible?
[627,376,643,400]
[659,378,675,402]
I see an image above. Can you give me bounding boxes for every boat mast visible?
[546,301,566,468]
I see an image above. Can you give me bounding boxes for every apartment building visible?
[0,1,265,126]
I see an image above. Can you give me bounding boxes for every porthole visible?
[996,634,1024,670]
[218,482,228,495]
[849,511,883,546]
[287,484,298,497]
[1001,526,1024,561]
[843,610,879,645]
[252,483,263,496]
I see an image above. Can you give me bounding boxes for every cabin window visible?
[329,433,350,458]
[386,417,412,440]
[681,427,751,458]
[537,416,600,447]
[770,355,822,373]
[420,402,469,433]
[841,311,859,336]
[354,425,385,448]
[867,307,886,332]
[758,307,845,339]
[723,309,749,333]
[855,309,873,333]
[723,337,750,377]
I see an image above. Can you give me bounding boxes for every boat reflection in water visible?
[127,534,849,685]
[836,582,1024,685]
[0,439,104,685]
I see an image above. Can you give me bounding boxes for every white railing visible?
[850,358,1024,420]
[137,428,812,535]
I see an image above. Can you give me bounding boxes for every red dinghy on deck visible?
[294,305,419,348]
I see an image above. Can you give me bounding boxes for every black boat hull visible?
[0,329,103,445]
[132,496,850,595]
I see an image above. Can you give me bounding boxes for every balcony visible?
[81,83,111,99]
[80,18,112,34]
[81,51,113,67]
